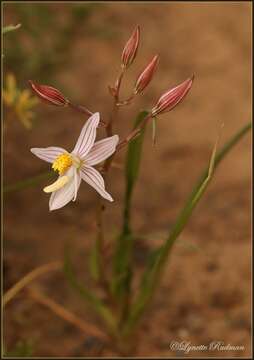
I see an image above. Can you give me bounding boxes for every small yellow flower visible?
[3,73,39,129]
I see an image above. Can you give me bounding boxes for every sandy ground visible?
[3,2,252,357]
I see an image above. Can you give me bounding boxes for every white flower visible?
[31,113,119,211]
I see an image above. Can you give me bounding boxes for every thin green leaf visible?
[123,121,251,335]
[111,111,149,299]
[4,171,54,194]
[63,247,117,333]
[125,110,150,223]
[110,232,133,298]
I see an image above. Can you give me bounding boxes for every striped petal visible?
[80,165,113,202]
[84,135,119,165]
[31,147,66,163]
[49,167,81,211]
[72,112,100,158]
[73,168,81,202]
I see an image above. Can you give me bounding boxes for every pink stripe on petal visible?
[83,135,119,165]
[80,165,113,202]
[73,170,81,202]
[31,147,66,163]
[72,113,100,158]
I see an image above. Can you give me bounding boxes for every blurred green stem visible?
[3,261,61,306]
[106,67,125,137]
[4,171,54,194]
[111,111,149,328]
[92,67,126,290]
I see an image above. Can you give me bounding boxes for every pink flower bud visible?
[121,25,140,68]
[134,55,159,94]
[151,76,194,116]
[28,80,68,106]
[108,85,117,98]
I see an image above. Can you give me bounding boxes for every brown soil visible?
[3,2,252,357]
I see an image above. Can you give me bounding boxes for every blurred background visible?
[3,2,251,357]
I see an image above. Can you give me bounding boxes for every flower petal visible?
[80,165,113,202]
[84,135,119,165]
[49,167,80,211]
[73,169,81,202]
[31,147,66,163]
[72,112,100,158]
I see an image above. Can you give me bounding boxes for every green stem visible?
[183,121,252,203]
[4,171,54,194]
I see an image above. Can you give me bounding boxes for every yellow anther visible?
[52,153,73,174]
[43,175,70,193]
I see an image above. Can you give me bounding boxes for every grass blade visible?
[64,248,117,333]
[123,121,251,335]
[4,171,54,194]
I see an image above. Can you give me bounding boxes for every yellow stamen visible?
[52,153,73,174]
[43,175,70,193]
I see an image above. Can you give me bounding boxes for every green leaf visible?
[111,232,133,297]
[123,122,251,336]
[2,24,21,35]
[125,111,149,209]
[4,171,54,194]
[111,111,149,300]
[63,247,117,333]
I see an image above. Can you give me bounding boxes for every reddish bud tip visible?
[151,76,194,116]
[134,55,159,94]
[108,85,117,98]
[28,80,68,106]
[121,25,140,68]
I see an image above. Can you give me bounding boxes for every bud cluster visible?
[119,26,193,111]
[29,25,195,141]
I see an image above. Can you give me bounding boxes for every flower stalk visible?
[18,24,251,355]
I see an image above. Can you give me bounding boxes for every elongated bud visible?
[29,80,68,106]
[134,55,159,94]
[151,75,194,117]
[121,25,140,68]
[108,85,117,98]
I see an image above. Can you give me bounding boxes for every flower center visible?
[71,154,82,169]
[52,153,73,174]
